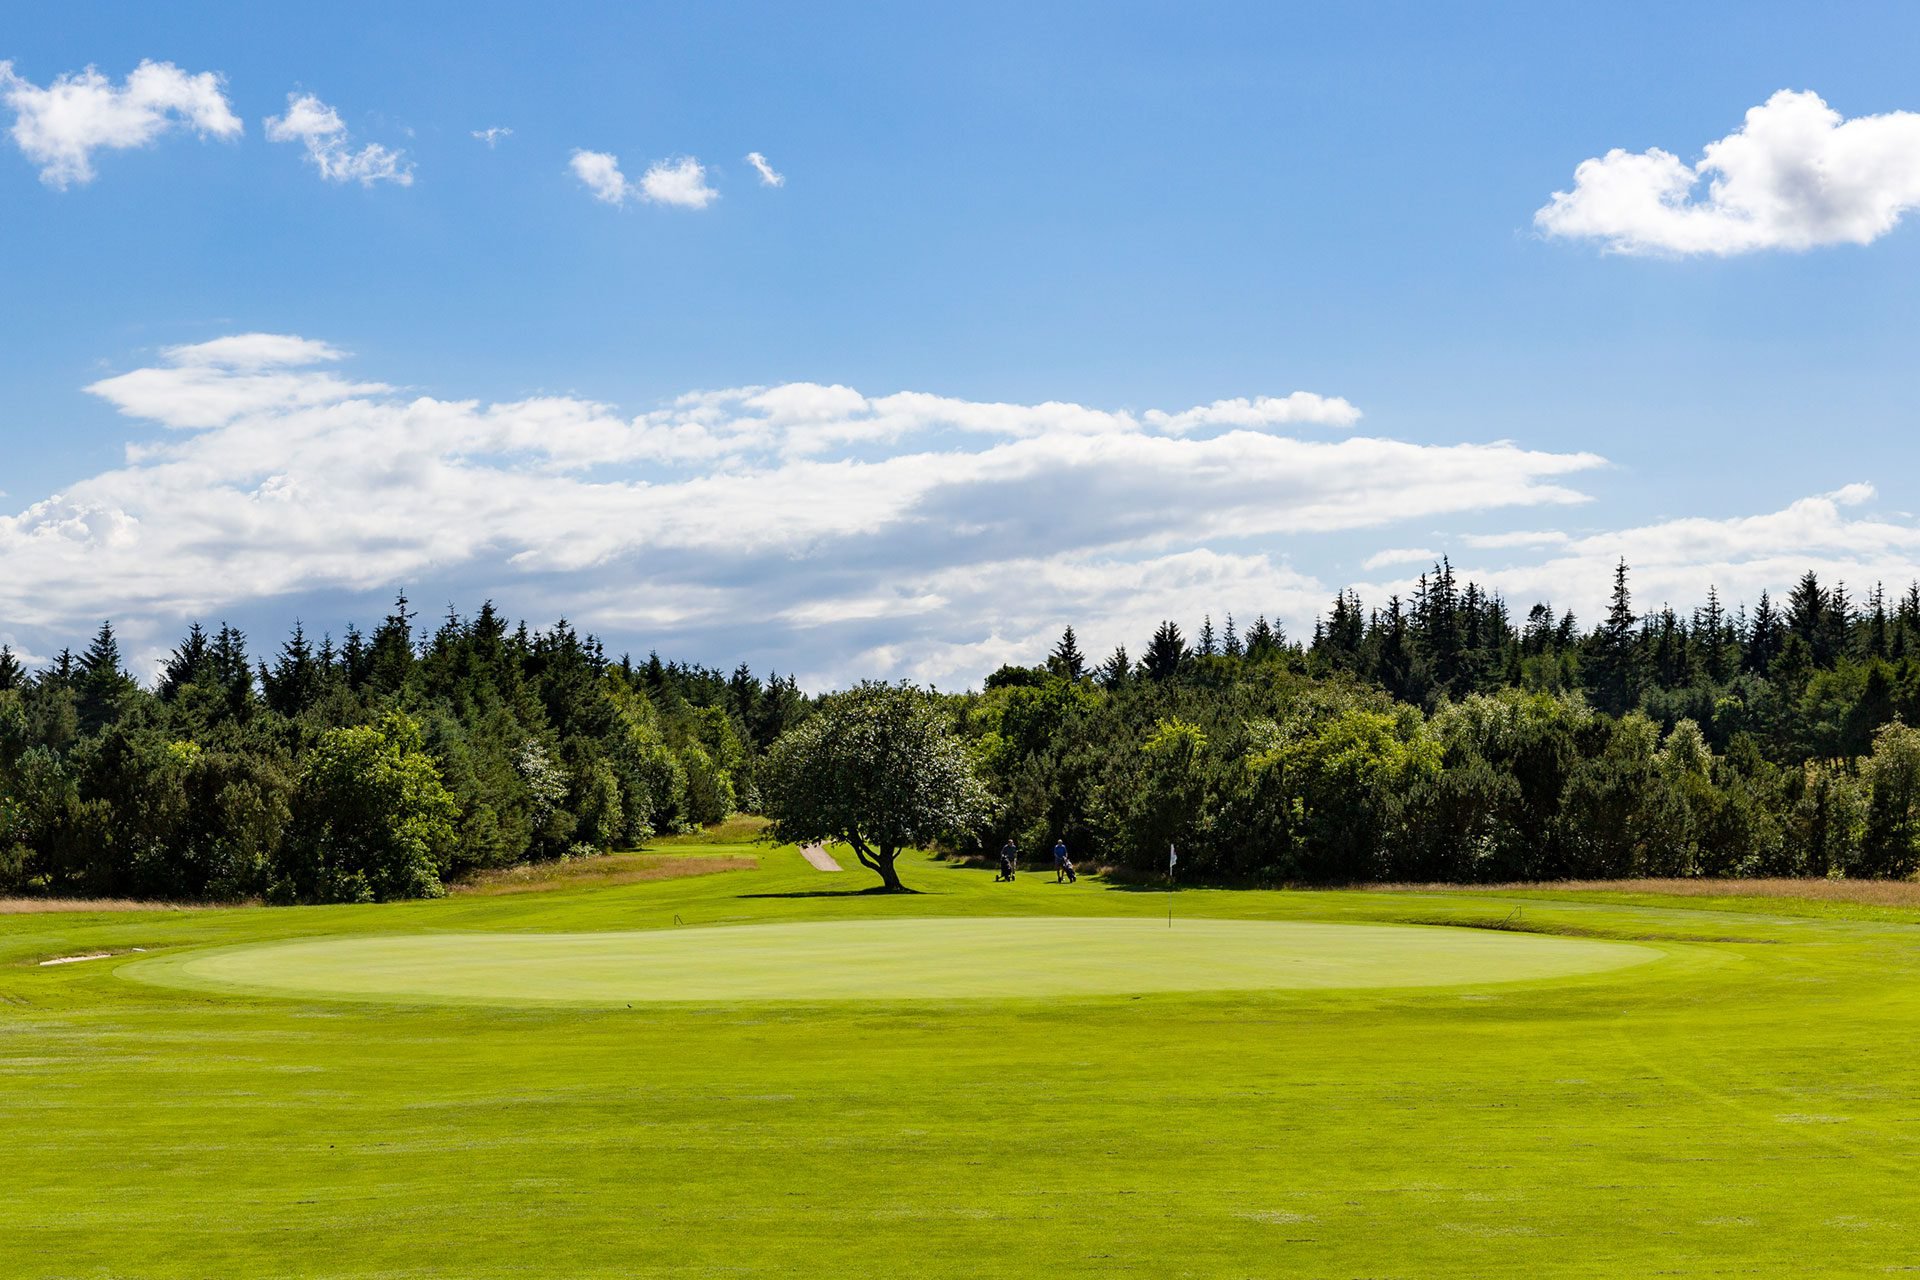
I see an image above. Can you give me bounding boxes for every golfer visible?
[1053,838,1076,883]
[998,838,1018,882]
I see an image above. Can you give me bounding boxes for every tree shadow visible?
[737,886,925,899]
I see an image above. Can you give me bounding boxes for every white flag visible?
[1169,845,1178,872]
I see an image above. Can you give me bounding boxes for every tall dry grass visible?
[453,853,756,896]
[0,898,205,914]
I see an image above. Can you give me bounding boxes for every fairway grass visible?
[9,840,1920,1277]
[123,917,1658,1005]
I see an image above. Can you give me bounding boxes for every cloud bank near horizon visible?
[5,334,1914,685]
[0,333,1620,683]
[1,336,1912,687]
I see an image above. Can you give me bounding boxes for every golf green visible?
[123,916,1658,1005]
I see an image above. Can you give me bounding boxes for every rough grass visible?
[646,812,774,846]
[1372,876,1920,907]
[0,896,202,914]
[453,852,757,896]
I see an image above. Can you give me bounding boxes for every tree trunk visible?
[846,834,910,892]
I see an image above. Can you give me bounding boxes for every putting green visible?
[124,917,1658,1005]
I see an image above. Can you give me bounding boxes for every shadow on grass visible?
[737,886,925,899]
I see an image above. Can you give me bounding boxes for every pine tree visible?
[1195,615,1217,658]
[368,592,416,694]
[340,623,370,688]
[1244,615,1277,659]
[159,622,212,700]
[1867,583,1890,659]
[1555,609,1580,649]
[1375,594,1418,702]
[80,621,136,727]
[1694,586,1737,683]
[211,624,255,716]
[1745,592,1783,673]
[1317,591,1363,667]
[1824,580,1856,665]
[0,644,21,692]
[1586,559,1641,715]
[1098,645,1131,687]
[1222,614,1242,658]
[262,621,322,718]
[1786,571,1831,665]
[1047,626,1087,680]
[1521,603,1556,656]
[1142,622,1188,681]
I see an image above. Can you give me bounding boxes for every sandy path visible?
[799,844,843,872]
[38,949,145,966]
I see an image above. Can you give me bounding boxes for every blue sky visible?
[5,2,1920,685]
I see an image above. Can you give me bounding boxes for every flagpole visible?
[1167,843,1176,928]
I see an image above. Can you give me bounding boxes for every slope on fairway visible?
[122,915,1657,1005]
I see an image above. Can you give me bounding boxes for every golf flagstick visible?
[1167,844,1177,928]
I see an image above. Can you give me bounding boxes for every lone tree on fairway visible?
[761,682,987,892]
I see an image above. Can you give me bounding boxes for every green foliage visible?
[281,712,460,902]
[0,604,773,902]
[762,682,987,890]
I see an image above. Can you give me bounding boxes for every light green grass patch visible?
[15,842,1920,1277]
[122,916,1659,1005]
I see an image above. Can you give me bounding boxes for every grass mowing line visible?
[119,916,1663,1007]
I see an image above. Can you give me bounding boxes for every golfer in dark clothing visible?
[998,839,1018,882]
[1053,839,1076,883]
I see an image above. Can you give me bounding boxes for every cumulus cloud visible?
[569,149,628,203]
[0,337,1613,685]
[265,93,412,186]
[639,156,716,208]
[745,150,784,187]
[1537,90,1920,255]
[570,150,717,208]
[472,126,512,148]
[0,58,241,187]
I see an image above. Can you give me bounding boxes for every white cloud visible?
[88,334,385,429]
[265,93,412,186]
[1375,487,1920,628]
[1,336,1612,686]
[1361,547,1438,571]
[1537,90,1920,255]
[571,150,716,209]
[639,156,716,208]
[0,58,241,188]
[163,333,346,370]
[472,126,512,148]
[569,149,628,203]
[745,150,784,187]
[1144,392,1361,433]
[1460,529,1572,550]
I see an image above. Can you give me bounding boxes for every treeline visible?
[11,561,1920,902]
[959,562,1920,882]
[0,598,805,901]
